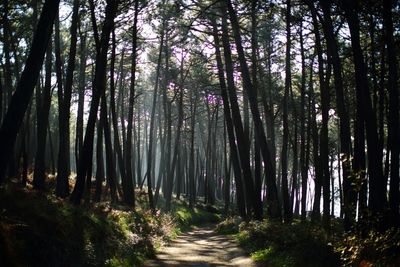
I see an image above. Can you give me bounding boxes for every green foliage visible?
[0,185,176,267]
[335,228,400,266]
[215,216,242,235]
[172,204,221,231]
[234,220,340,267]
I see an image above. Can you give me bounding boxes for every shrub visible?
[335,228,400,266]
[235,220,340,267]
[216,216,242,235]
[0,185,177,267]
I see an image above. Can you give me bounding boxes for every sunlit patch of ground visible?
[144,225,255,267]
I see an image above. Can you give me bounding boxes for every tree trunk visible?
[70,0,118,205]
[110,33,127,200]
[165,55,185,211]
[226,0,281,219]
[56,0,79,197]
[33,41,53,189]
[221,10,255,218]
[95,122,104,202]
[383,0,399,227]
[281,0,292,223]
[124,0,139,207]
[100,93,118,203]
[299,22,308,221]
[146,26,165,212]
[75,19,87,168]
[320,0,354,230]
[0,0,60,184]
[342,1,385,224]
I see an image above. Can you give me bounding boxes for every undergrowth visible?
[0,183,175,267]
[171,201,222,231]
[335,227,400,266]
[217,217,400,267]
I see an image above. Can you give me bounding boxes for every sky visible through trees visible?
[0,0,399,237]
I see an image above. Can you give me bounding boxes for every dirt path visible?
[144,225,255,267]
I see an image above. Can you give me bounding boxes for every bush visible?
[335,228,400,266]
[235,220,340,267]
[216,216,242,235]
[0,185,177,267]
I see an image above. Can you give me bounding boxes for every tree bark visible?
[146,26,165,212]
[281,0,292,223]
[124,0,139,207]
[383,0,399,227]
[70,0,118,205]
[75,19,87,168]
[320,0,354,230]
[342,1,385,224]
[56,0,80,197]
[226,0,281,219]
[0,0,60,184]
[33,41,53,189]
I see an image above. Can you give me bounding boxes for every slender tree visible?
[56,0,80,197]
[226,0,281,219]
[0,0,60,184]
[70,0,119,205]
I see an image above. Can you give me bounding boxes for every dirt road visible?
[144,225,255,266]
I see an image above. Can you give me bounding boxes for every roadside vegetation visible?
[216,217,400,267]
[0,179,221,267]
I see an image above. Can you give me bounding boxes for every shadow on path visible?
[144,225,255,267]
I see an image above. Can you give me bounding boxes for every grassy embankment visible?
[0,178,221,267]
[216,216,400,267]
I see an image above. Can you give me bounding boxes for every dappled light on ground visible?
[144,225,255,267]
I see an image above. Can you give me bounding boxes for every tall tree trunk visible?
[342,1,385,224]
[290,86,299,216]
[221,10,255,218]
[188,87,199,209]
[320,0,354,230]
[95,122,104,202]
[226,0,281,219]
[75,21,87,168]
[165,54,185,211]
[146,27,165,212]
[0,0,60,184]
[383,0,399,227]
[2,0,13,111]
[56,0,79,197]
[251,0,263,220]
[299,22,308,221]
[110,33,128,203]
[281,0,292,223]
[101,93,118,203]
[70,0,118,205]
[124,0,139,207]
[33,41,53,188]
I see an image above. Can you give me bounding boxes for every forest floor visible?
[144,224,255,267]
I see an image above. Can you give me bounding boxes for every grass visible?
[170,200,222,231]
